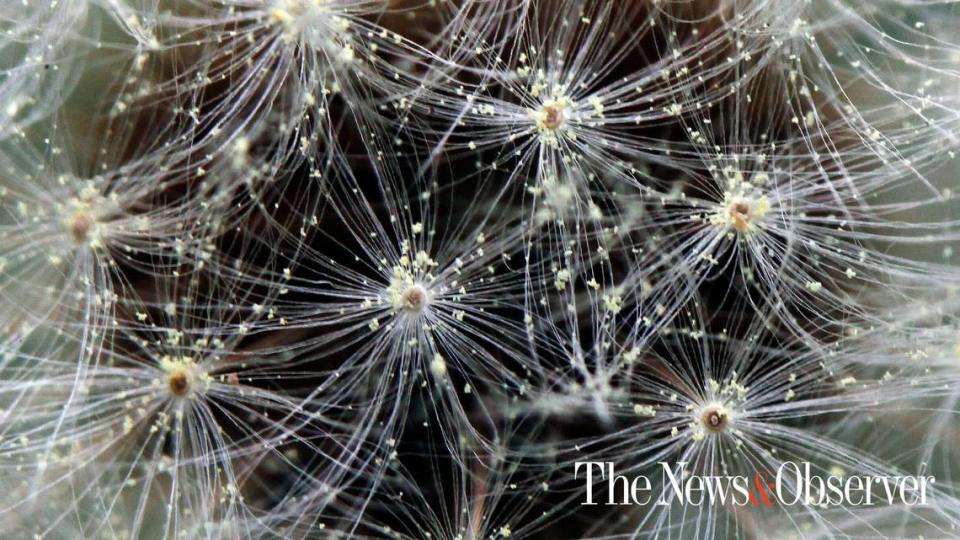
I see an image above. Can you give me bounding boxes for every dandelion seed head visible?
[396,282,429,313]
[159,355,209,399]
[269,0,354,61]
[270,0,329,32]
[62,183,112,247]
[711,190,770,234]
[529,93,573,145]
[698,403,731,434]
[387,250,437,314]
[5,0,960,536]
[532,97,570,132]
[67,209,94,244]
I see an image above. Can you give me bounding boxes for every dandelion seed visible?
[699,403,731,434]
[67,210,94,244]
[711,189,770,234]
[530,95,571,135]
[160,356,209,399]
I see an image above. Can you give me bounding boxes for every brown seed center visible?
[701,405,729,433]
[70,211,95,243]
[400,284,428,312]
[542,103,565,130]
[729,201,751,232]
[168,370,191,397]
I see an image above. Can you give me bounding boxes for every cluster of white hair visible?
[0,0,958,538]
